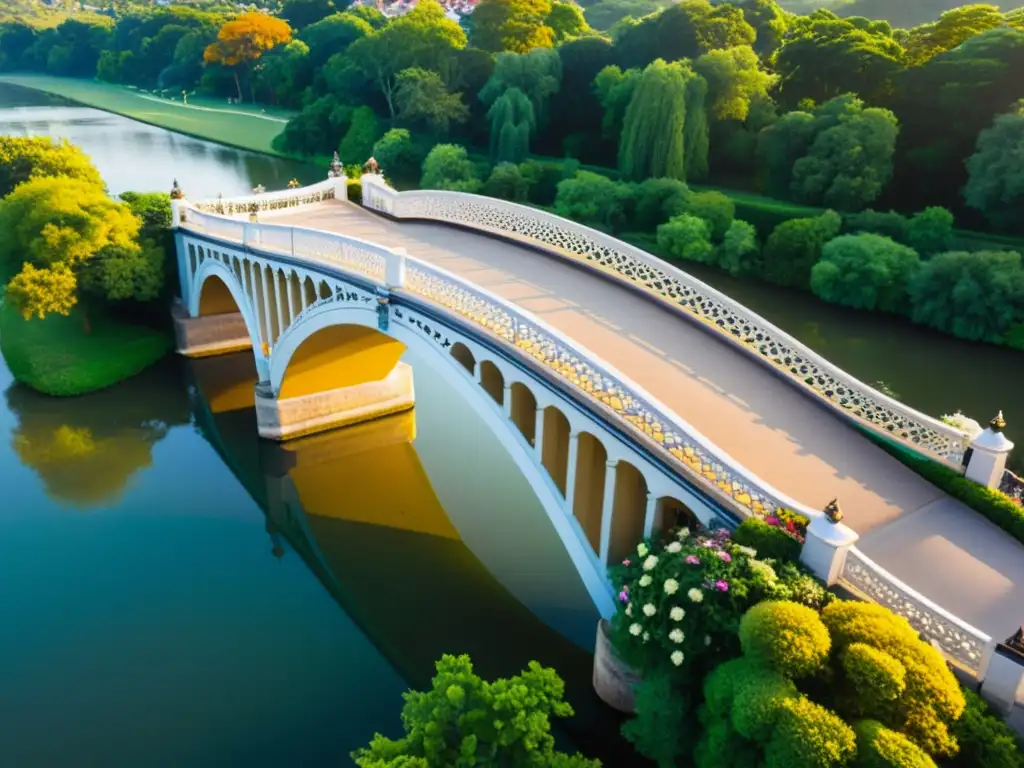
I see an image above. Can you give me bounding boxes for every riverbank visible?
[0,301,173,396]
[0,74,291,156]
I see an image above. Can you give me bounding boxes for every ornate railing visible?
[839,547,991,674]
[360,177,972,468]
[193,178,338,217]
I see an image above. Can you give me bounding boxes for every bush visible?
[346,179,362,204]
[520,158,578,206]
[765,696,857,768]
[483,162,530,202]
[732,518,802,563]
[843,209,910,241]
[739,601,831,678]
[727,193,824,238]
[657,214,715,263]
[337,105,380,165]
[842,643,907,703]
[948,689,1024,768]
[718,219,761,277]
[679,190,735,241]
[420,144,481,192]
[810,233,921,314]
[371,128,422,183]
[633,177,690,230]
[554,171,635,232]
[761,210,842,289]
[906,207,954,256]
[854,719,937,768]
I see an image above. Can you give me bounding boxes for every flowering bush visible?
[940,411,983,439]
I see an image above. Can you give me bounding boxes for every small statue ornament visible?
[990,411,1007,432]
[287,178,301,188]
[363,156,380,175]
[169,179,184,200]
[328,151,343,178]
[823,497,844,524]
[252,184,266,195]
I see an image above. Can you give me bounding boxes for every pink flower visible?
[716,551,732,563]
[685,555,701,565]
[714,528,731,540]
[623,559,631,566]
[715,580,729,592]
[618,590,629,603]
[765,515,779,526]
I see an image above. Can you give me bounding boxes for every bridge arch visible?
[189,257,269,380]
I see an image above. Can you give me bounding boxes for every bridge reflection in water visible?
[186,350,640,764]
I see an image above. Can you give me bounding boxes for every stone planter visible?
[593,619,642,714]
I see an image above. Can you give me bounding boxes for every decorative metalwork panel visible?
[405,262,785,520]
[390,191,970,465]
[194,180,336,216]
[840,547,990,673]
[292,230,387,282]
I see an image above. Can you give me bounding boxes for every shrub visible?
[520,158,577,206]
[761,210,842,289]
[719,219,761,277]
[732,518,802,563]
[728,194,824,238]
[657,214,715,263]
[621,669,691,768]
[554,171,635,232]
[765,696,857,768]
[854,719,938,768]
[680,190,736,241]
[906,207,954,256]
[842,643,907,703]
[337,105,380,165]
[371,128,422,183]
[739,601,831,678]
[948,689,1024,768]
[810,233,921,314]
[483,162,530,202]
[843,209,909,242]
[633,177,690,230]
[729,661,799,741]
[346,179,362,205]
[420,144,481,192]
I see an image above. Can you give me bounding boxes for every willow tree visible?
[487,87,536,163]
[683,70,710,181]
[619,59,694,182]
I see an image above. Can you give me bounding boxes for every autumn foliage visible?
[204,12,293,103]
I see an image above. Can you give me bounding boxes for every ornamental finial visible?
[363,156,379,174]
[990,411,1006,432]
[287,178,300,188]
[1003,627,1024,660]
[170,179,184,200]
[823,497,843,524]
[252,184,265,195]
[328,151,343,178]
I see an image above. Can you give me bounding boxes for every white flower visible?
[663,578,679,596]
[666,541,682,554]
[629,623,642,636]
[670,650,684,666]
[669,629,685,643]
[625,603,633,617]
[642,603,656,617]
[670,606,685,622]
[643,555,659,571]
[642,631,650,643]
[637,542,649,557]
[704,635,712,647]
[639,575,653,587]
[736,545,758,558]
[688,588,704,603]
[677,527,690,540]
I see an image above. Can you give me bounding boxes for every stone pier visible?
[172,299,252,358]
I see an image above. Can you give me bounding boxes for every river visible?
[0,81,1021,765]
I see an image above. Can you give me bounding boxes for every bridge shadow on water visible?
[185,352,646,766]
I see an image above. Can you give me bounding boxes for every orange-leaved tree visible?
[204,12,292,104]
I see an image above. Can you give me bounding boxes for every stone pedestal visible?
[172,300,252,358]
[255,361,415,441]
[593,619,641,714]
[800,512,859,586]
[966,413,1014,490]
[980,644,1024,715]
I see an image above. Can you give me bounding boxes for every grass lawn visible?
[0,301,173,396]
[0,74,291,156]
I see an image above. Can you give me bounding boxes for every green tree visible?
[483,162,531,202]
[421,144,481,191]
[0,136,103,199]
[761,210,842,288]
[905,206,953,256]
[594,64,641,142]
[904,4,1005,66]
[479,48,562,129]
[694,45,777,122]
[351,654,600,767]
[372,128,423,182]
[547,1,589,42]
[738,0,788,57]
[678,190,734,240]
[790,97,899,211]
[810,233,921,313]
[486,87,535,163]
[964,102,1024,233]
[908,250,1024,343]
[280,0,336,30]
[634,177,690,230]
[256,39,311,107]
[338,106,381,165]
[470,0,555,53]
[657,213,715,263]
[554,171,635,232]
[756,109,816,200]
[719,219,761,277]
[395,67,469,137]
[619,59,689,181]
[299,12,373,66]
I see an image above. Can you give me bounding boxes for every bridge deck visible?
[273,201,1024,642]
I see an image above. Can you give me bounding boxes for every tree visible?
[657,213,715,263]
[470,0,555,53]
[256,39,311,107]
[479,48,562,129]
[908,250,1024,343]
[761,210,842,288]
[738,0,788,57]
[280,0,336,30]
[274,96,352,156]
[372,128,423,182]
[395,67,469,137]
[554,171,635,232]
[905,206,953,256]
[484,162,531,201]
[594,64,641,142]
[719,219,761,277]
[965,102,1024,233]
[618,59,689,181]
[347,1,467,120]
[904,4,1005,66]
[203,12,293,103]
[694,45,777,122]
[299,11,373,66]
[338,106,381,165]
[351,654,599,767]
[0,177,141,324]
[634,177,690,230]
[810,233,921,313]
[678,190,734,240]
[487,87,535,163]
[756,109,816,200]
[0,136,103,199]
[790,97,899,210]
[421,144,481,191]
[547,1,589,42]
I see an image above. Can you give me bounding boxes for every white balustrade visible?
[193,179,337,217]
[366,186,971,467]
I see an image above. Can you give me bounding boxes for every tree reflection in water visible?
[4,358,190,508]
